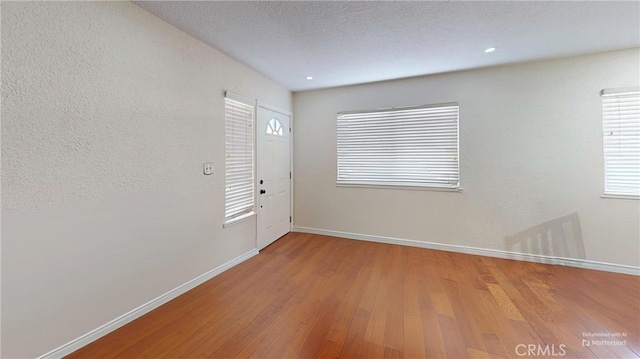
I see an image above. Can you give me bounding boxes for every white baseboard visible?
[38,249,260,359]
[293,226,640,276]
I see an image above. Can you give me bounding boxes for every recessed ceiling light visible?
[484,47,496,53]
[306,76,313,80]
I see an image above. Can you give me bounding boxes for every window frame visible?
[224,92,256,226]
[336,102,461,191]
[601,87,640,200]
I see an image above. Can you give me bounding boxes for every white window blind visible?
[225,94,255,223]
[602,89,640,198]
[337,103,460,189]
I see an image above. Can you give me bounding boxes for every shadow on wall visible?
[504,212,586,262]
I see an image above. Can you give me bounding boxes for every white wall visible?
[1,2,291,357]
[293,49,640,268]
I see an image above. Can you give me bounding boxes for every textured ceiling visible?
[134,1,640,92]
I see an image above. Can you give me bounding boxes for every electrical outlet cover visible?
[203,162,214,175]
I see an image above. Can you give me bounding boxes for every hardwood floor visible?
[68,232,639,358]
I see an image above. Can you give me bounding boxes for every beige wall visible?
[293,49,640,268]
[2,1,639,356]
[1,2,291,357]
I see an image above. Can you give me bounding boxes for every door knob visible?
[260,189,266,194]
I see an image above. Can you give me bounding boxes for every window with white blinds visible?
[602,88,640,198]
[225,93,255,224]
[337,103,460,190]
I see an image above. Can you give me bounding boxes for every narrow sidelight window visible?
[225,93,255,224]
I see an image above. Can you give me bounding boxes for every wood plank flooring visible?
[68,232,639,358]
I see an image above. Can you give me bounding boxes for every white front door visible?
[256,105,291,250]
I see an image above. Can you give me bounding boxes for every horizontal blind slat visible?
[602,91,640,197]
[225,96,255,222]
[337,103,459,188]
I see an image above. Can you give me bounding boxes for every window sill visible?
[223,212,256,228]
[601,194,639,200]
[337,182,463,193]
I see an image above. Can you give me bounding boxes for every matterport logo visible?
[515,344,567,357]
[582,331,627,347]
